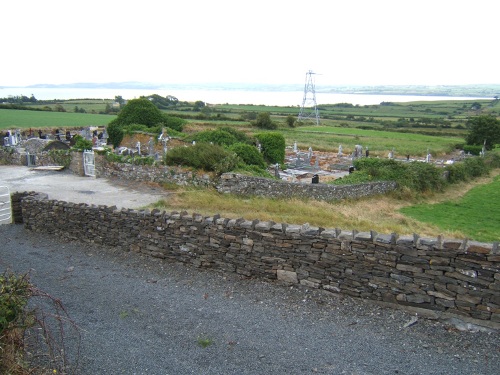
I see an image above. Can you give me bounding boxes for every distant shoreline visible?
[1,82,499,99]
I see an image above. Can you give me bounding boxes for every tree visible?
[114,95,125,107]
[110,98,167,127]
[465,115,500,150]
[255,132,285,164]
[253,112,276,129]
[108,98,185,132]
[106,122,124,148]
[285,115,296,128]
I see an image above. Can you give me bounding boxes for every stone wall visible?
[0,147,70,168]
[94,154,214,187]
[2,149,397,201]
[19,194,500,327]
[217,173,398,201]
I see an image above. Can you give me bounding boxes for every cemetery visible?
[1,120,499,330]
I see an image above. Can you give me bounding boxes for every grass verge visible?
[148,171,499,241]
[400,174,500,242]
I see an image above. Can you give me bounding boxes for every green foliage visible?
[465,115,500,150]
[228,142,266,168]
[197,336,213,348]
[253,112,277,129]
[106,121,124,148]
[0,271,31,334]
[143,94,178,109]
[334,158,445,193]
[164,115,186,132]
[335,155,495,194]
[285,115,296,128]
[165,142,238,173]
[110,98,185,132]
[71,135,93,151]
[255,132,285,164]
[112,98,166,127]
[462,144,482,155]
[190,129,238,146]
[218,126,253,144]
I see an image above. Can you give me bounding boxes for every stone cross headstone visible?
[148,137,154,156]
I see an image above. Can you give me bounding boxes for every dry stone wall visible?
[217,173,397,201]
[19,193,500,327]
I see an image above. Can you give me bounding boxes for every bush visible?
[164,116,186,132]
[71,135,93,151]
[218,127,253,144]
[228,142,266,168]
[165,142,237,173]
[463,144,482,155]
[336,158,446,193]
[109,98,186,132]
[106,121,124,148]
[190,129,238,146]
[253,112,277,129]
[255,132,285,164]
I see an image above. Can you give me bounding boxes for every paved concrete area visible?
[0,165,168,209]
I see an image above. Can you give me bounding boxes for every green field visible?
[281,126,462,156]
[0,109,115,129]
[400,175,500,242]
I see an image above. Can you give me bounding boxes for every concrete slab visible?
[0,165,168,209]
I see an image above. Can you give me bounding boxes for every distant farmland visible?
[0,109,115,129]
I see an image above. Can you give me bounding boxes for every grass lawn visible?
[400,175,500,242]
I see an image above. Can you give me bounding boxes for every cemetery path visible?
[0,165,168,209]
[1,224,499,375]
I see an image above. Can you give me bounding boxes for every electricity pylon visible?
[298,70,320,125]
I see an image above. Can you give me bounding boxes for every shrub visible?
[190,129,238,146]
[106,121,124,148]
[109,98,186,133]
[228,142,266,168]
[218,126,253,144]
[336,158,446,193]
[255,132,285,164]
[463,144,482,155]
[164,116,186,132]
[253,112,277,129]
[165,142,237,173]
[71,135,93,151]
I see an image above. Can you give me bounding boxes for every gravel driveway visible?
[1,224,498,375]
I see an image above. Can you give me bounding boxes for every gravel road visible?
[1,224,498,374]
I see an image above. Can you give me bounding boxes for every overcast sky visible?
[2,0,498,87]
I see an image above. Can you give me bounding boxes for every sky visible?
[1,0,499,87]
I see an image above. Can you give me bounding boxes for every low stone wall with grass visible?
[94,154,214,187]
[217,173,398,201]
[19,193,500,327]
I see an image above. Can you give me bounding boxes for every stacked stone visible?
[19,194,500,326]
[217,173,397,202]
